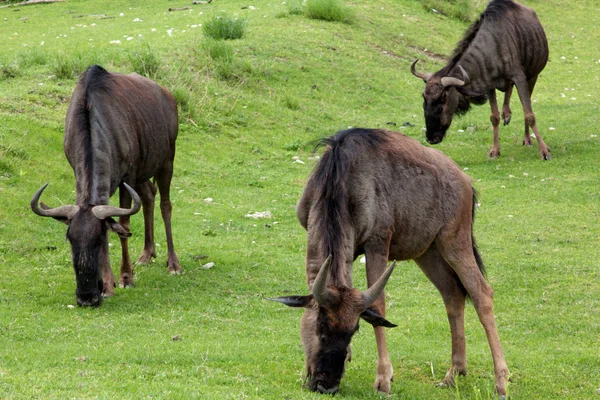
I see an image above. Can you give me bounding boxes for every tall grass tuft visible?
[18,47,49,69]
[287,0,304,15]
[203,39,234,62]
[128,43,161,79]
[305,0,353,23]
[203,14,247,40]
[50,50,107,79]
[419,0,487,22]
[0,61,21,80]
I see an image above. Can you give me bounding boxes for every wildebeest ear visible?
[360,307,397,328]
[268,295,313,308]
[106,217,132,239]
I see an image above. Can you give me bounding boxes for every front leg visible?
[365,231,394,393]
[100,236,116,297]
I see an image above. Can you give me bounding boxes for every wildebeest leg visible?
[118,185,134,288]
[436,231,509,396]
[414,244,467,388]
[514,75,551,160]
[502,85,512,126]
[488,90,502,159]
[155,164,181,274]
[365,232,394,394]
[100,234,116,297]
[136,181,157,264]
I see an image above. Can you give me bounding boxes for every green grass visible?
[306,0,354,23]
[203,13,248,40]
[1,0,599,399]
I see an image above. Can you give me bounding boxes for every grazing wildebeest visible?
[411,0,550,160]
[31,65,180,307]
[271,128,509,396]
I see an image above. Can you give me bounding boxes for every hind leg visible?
[515,74,550,159]
[415,243,467,387]
[502,85,513,126]
[488,90,502,159]
[436,235,509,396]
[155,163,181,274]
[136,181,158,265]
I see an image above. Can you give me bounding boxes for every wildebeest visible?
[271,128,509,396]
[31,65,180,307]
[411,0,550,160]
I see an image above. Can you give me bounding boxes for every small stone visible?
[204,197,214,203]
[172,335,182,341]
[202,262,215,269]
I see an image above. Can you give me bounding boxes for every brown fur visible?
[414,0,550,160]
[32,65,180,306]
[277,128,509,395]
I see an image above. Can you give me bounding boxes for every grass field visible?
[1,0,599,398]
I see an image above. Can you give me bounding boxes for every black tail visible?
[471,188,485,277]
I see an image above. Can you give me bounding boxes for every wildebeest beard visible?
[70,238,104,306]
[307,307,358,393]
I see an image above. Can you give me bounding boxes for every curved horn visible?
[362,261,396,307]
[441,64,470,87]
[91,183,142,220]
[311,255,333,306]
[31,183,79,219]
[410,59,432,82]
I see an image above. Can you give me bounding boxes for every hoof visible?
[541,149,551,160]
[488,150,501,159]
[119,273,134,288]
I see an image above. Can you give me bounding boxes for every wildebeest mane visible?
[441,0,519,76]
[311,129,387,285]
[73,65,112,205]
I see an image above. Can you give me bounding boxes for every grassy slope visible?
[1,0,599,398]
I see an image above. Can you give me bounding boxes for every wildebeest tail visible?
[471,188,485,277]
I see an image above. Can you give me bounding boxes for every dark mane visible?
[75,65,111,205]
[441,0,519,75]
[311,129,387,285]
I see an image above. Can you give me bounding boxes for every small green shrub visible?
[203,14,247,40]
[128,44,161,79]
[305,0,353,23]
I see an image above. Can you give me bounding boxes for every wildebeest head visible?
[31,183,141,307]
[271,257,397,394]
[411,59,470,145]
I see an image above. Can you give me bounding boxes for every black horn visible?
[91,183,142,220]
[31,183,79,220]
